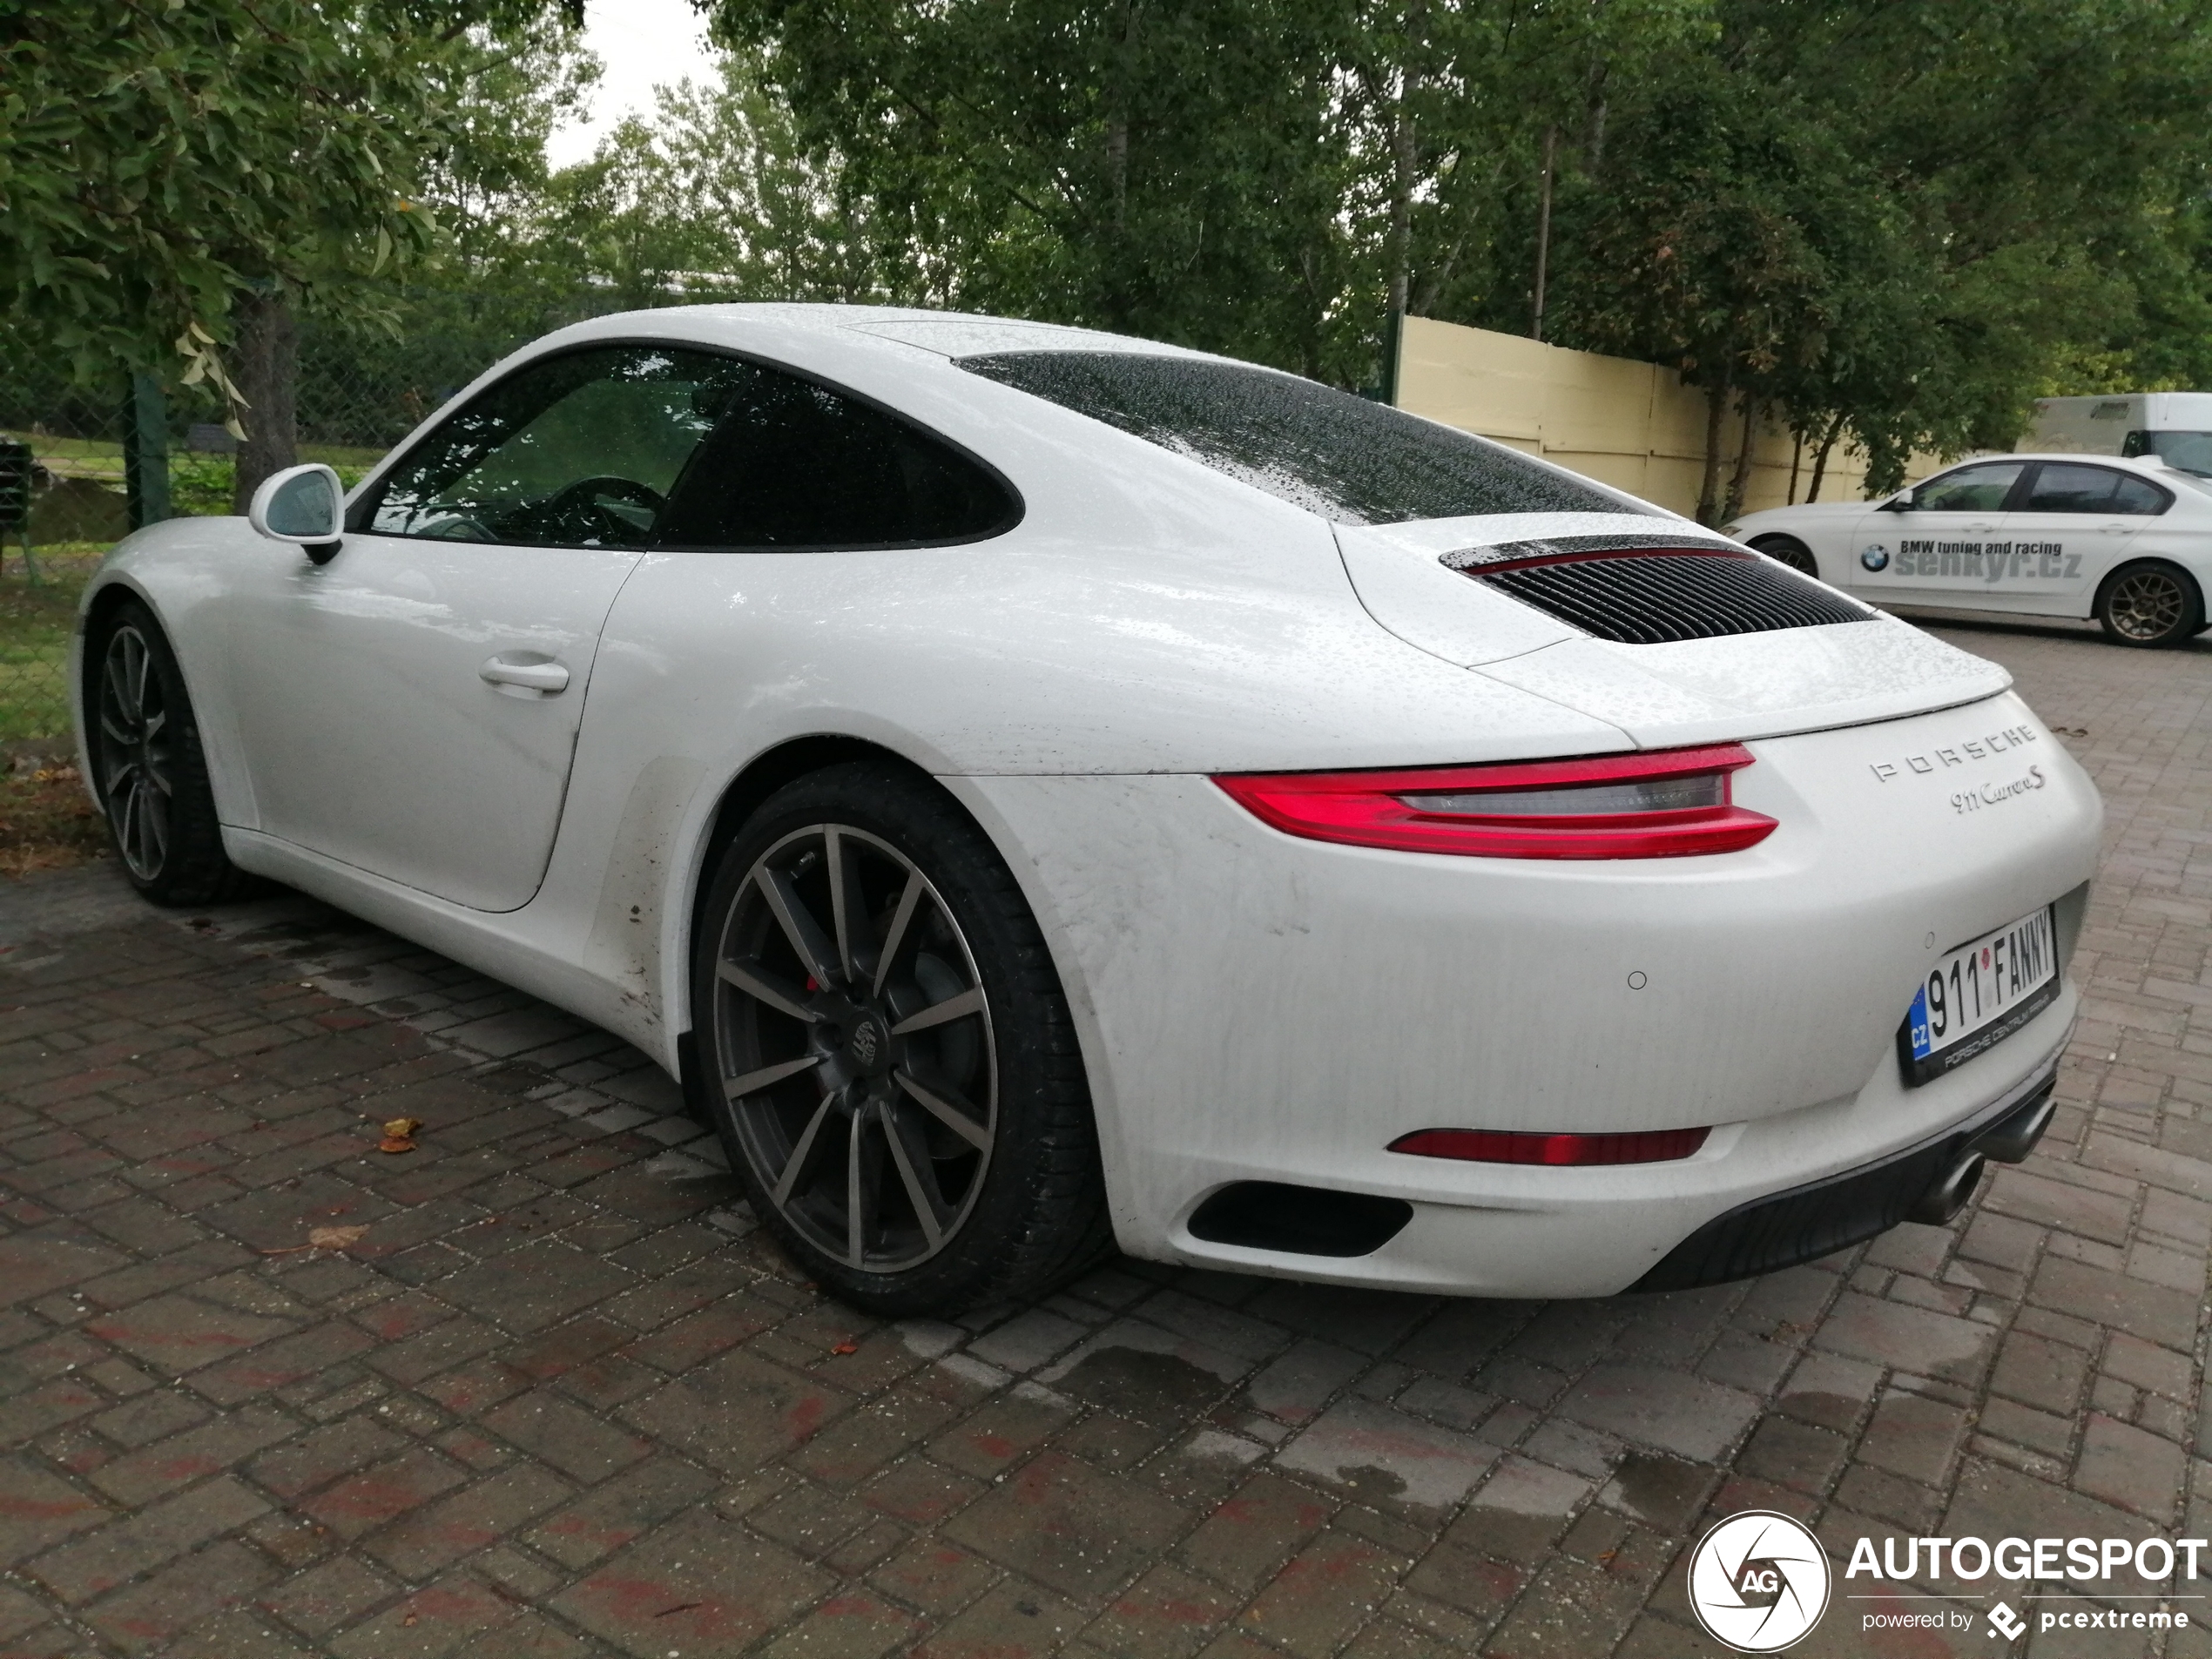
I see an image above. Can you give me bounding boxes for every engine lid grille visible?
[1444,541,1872,646]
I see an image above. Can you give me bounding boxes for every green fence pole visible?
[122,372,171,534]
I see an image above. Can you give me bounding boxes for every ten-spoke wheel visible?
[2097,561,2203,647]
[693,764,1108,1313]
[84,601,246,904]
[96,623,173,880]
[713,822,995,1271]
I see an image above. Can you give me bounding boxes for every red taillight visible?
[1212,745,1776,860]
[1389,1127,1710,1165]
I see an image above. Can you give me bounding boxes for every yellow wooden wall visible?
[1394,315,1918,519]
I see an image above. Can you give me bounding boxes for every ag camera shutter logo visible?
[1689,1511,1832,1651]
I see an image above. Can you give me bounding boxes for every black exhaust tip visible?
[1908,1150,1986,1226]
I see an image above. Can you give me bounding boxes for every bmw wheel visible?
[692,762,1109,1314]
[2096,561,2204,647]
[1749,535,1818,579]
[86,601,248,905]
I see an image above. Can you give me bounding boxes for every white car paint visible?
[74,305,2103,1296]
[1725,451,2212,630]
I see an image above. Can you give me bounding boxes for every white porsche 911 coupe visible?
[1725,451,2212,646]
[75,307,2101,1314]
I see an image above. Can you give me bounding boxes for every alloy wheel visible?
[710,823,996,1271]
[96,624,173,880]
[2107,568,2188,642]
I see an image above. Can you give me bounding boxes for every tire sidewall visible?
[690,763,1092,1312]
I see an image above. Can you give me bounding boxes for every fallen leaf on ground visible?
[831,1339,859,1355]
[260,1224,371,1256]
[380,1116,423,1153]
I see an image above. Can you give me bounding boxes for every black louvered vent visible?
[1447,544,1872,645]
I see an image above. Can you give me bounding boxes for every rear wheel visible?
[2096,561,2203,647]
[86,601,247,905]
[691,762,1109,1315]
[1748,534,1818,579]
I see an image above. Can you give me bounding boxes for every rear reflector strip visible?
[1213,744,1777,860]
[1390,1127,1711,1165]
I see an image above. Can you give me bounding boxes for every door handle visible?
[479,656,570,693]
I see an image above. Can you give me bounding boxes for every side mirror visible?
[249,463,343,562]
[1878,489,1915,513]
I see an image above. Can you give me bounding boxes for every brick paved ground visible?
[2,620,2209,1659]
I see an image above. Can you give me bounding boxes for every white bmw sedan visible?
[1726,451,2212,646]
[75,307,2101,1313]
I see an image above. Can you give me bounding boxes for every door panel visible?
[226,536,640,910]
[1993,462,2161,613]
[224,343,751,910]
[1851,459,2024,608]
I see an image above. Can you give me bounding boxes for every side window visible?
[2110,474,2172,515]
[1913,462,2023,513]
[364,346,749,548]
[655,361,1018,549]
[2022,463,2123,514]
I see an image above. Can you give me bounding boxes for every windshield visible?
[956,350,1649,525]
[2121,429,2212,476]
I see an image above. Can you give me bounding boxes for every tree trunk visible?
[230,286,298,513]
[1531,125,1556,341]
[1787,428,1803,505]
[1385,0,1427,320]
[1695,374,1732,526]
[1722,395,1758,523]
[1805,411,1844,503]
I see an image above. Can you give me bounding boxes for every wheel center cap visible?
[847,1015,889,1075]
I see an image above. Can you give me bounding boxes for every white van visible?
[2020,393,2212,475]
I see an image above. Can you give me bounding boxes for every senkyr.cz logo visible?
[1687,1512,1831,1651]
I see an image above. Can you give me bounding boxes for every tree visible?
[0,0,578,503]
[711,0,1367,381]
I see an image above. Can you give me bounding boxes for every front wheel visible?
[691,762,1109,1315]
[85,601,248,905]
[1748,534,1819,579]
[2096,561,2204,647]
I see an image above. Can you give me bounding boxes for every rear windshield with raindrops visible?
[957,350,1653,525]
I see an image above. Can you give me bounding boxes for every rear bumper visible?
[1632,1052,2059,1291]
[957,689,2102,1298]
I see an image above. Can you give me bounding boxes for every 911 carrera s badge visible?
[1860,544,1891,572]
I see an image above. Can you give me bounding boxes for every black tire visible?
[691,761,1110,1315]
[2095,560,2205,648]
[84,600,250,905]
[1749,534,1819,579]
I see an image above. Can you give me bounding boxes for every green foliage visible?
[0,0,577,385]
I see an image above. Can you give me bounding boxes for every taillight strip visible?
[1390,1127,1711,1165]
[1212,745,1777,860]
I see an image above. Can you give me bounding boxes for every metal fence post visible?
[122,372,171,530]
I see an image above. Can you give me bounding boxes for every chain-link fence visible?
[0,318,546,753]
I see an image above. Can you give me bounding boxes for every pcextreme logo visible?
[1688,1512,1831,1652]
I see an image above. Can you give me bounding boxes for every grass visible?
[0,543,103,745]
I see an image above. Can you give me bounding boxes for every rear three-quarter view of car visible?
[73,306,2103,1313]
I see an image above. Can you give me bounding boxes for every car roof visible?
[559,302,1211,366]
[1964,451,2174,473]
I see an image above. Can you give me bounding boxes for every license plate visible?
[1898,907,2059,1087]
